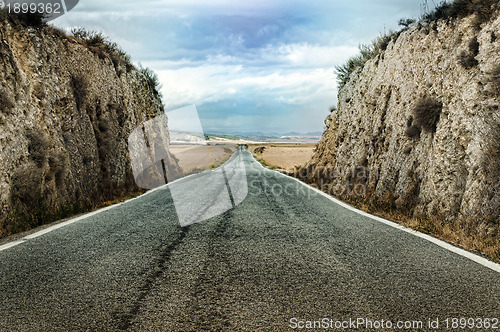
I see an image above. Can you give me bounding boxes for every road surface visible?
[0,149,499,331]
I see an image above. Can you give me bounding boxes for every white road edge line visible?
[0,170,203,251]
[250,152,500,273]
[0,240,25,252]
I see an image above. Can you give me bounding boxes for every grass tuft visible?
[335,33,394,89]
[71,75,88,110]
[0,88,14,114]
[458,37,480,68]
[138,65,162,97]
[335,0,498,91]
[0,8,46,28]
[413,97,442,133]
[70,28,135,74]
[405,125,422,138]
[26,130,49,167]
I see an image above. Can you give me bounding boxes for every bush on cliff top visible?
[422,0,498,27]
[335,0,499,89]
[335,33,393,89]
[0,8,46,28]
[139,65,162,98]
[70,28,135,74]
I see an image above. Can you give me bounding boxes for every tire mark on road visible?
[114,225,190,330]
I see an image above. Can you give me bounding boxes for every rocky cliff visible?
[0,15,176,235]
[303,2,499,255]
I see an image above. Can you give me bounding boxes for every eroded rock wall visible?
[308,10,499,224]
[0,20,174,228]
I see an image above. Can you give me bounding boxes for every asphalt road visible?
[0,149,499,331]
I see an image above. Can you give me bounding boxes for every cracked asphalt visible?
[0,150,499,331]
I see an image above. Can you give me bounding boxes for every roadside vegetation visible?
[0,129,147,238]
[335,0,499,89]
[0,7,46,28]
[70,28,135,74]
[138,64,162,98]
[405,97,443,138]
[336,192,500,262]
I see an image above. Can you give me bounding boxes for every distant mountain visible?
[204,129,323,139]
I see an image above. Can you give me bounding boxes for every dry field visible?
[249,143,316,171]
[169,143,238,174]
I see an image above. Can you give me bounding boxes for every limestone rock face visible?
[0,21,174,217]
[308,11,499,223]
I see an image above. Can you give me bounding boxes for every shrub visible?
[421,0,498,27]
[398,18,416,28]
[71,75,88,110]
[139,65,162,97]
[405,125,422,138]
[489,65,500,96]
[10,166,43,206]
[459,37,479,68]
[254,146,266,154]
[336,0,498,90]
[335,32,394,89]
[413,97,442,133]
[71,28,135,73]
[0,8,46,28]
[335,54,366,89]
[48,153,67,187]
[26,130,48,167]
[0,88,14,114]
[459,51,477,69]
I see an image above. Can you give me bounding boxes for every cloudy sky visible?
[54,0,434,134]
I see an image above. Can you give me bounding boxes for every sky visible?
[54,0,434,135]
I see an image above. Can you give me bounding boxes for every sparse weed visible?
[0,8,46,28]
[26,130,49,167]
[139,65,162,97]
[335,32,394,89]
[335,0,498,91]
[71,28,135,74]
[71,75,88,110]
[405,125,422,138]
[421,0,498,27]
[398,18,416,28]
[413,97,442,133]
[458,37,479,68]
[0,88,14,114]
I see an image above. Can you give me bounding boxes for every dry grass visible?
[1,187,146,239]
[337,193,499,262]
[459,37,480,69]
[71,75,88,110]
[284,158,500,262]
[0,88,14,114]
[168,144,238,175]
[70,28,135,74]
[412,97,442,133]
[26,130,49,167]
[405,125,421,138]
[422,0,498,28]
[488,65,500,96]
[249,143,316,171]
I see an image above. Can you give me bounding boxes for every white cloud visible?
[52,0,427,133]
[154,42,354,112]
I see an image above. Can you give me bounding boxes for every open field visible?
[169,143,238,174]
[249,143,316,171]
